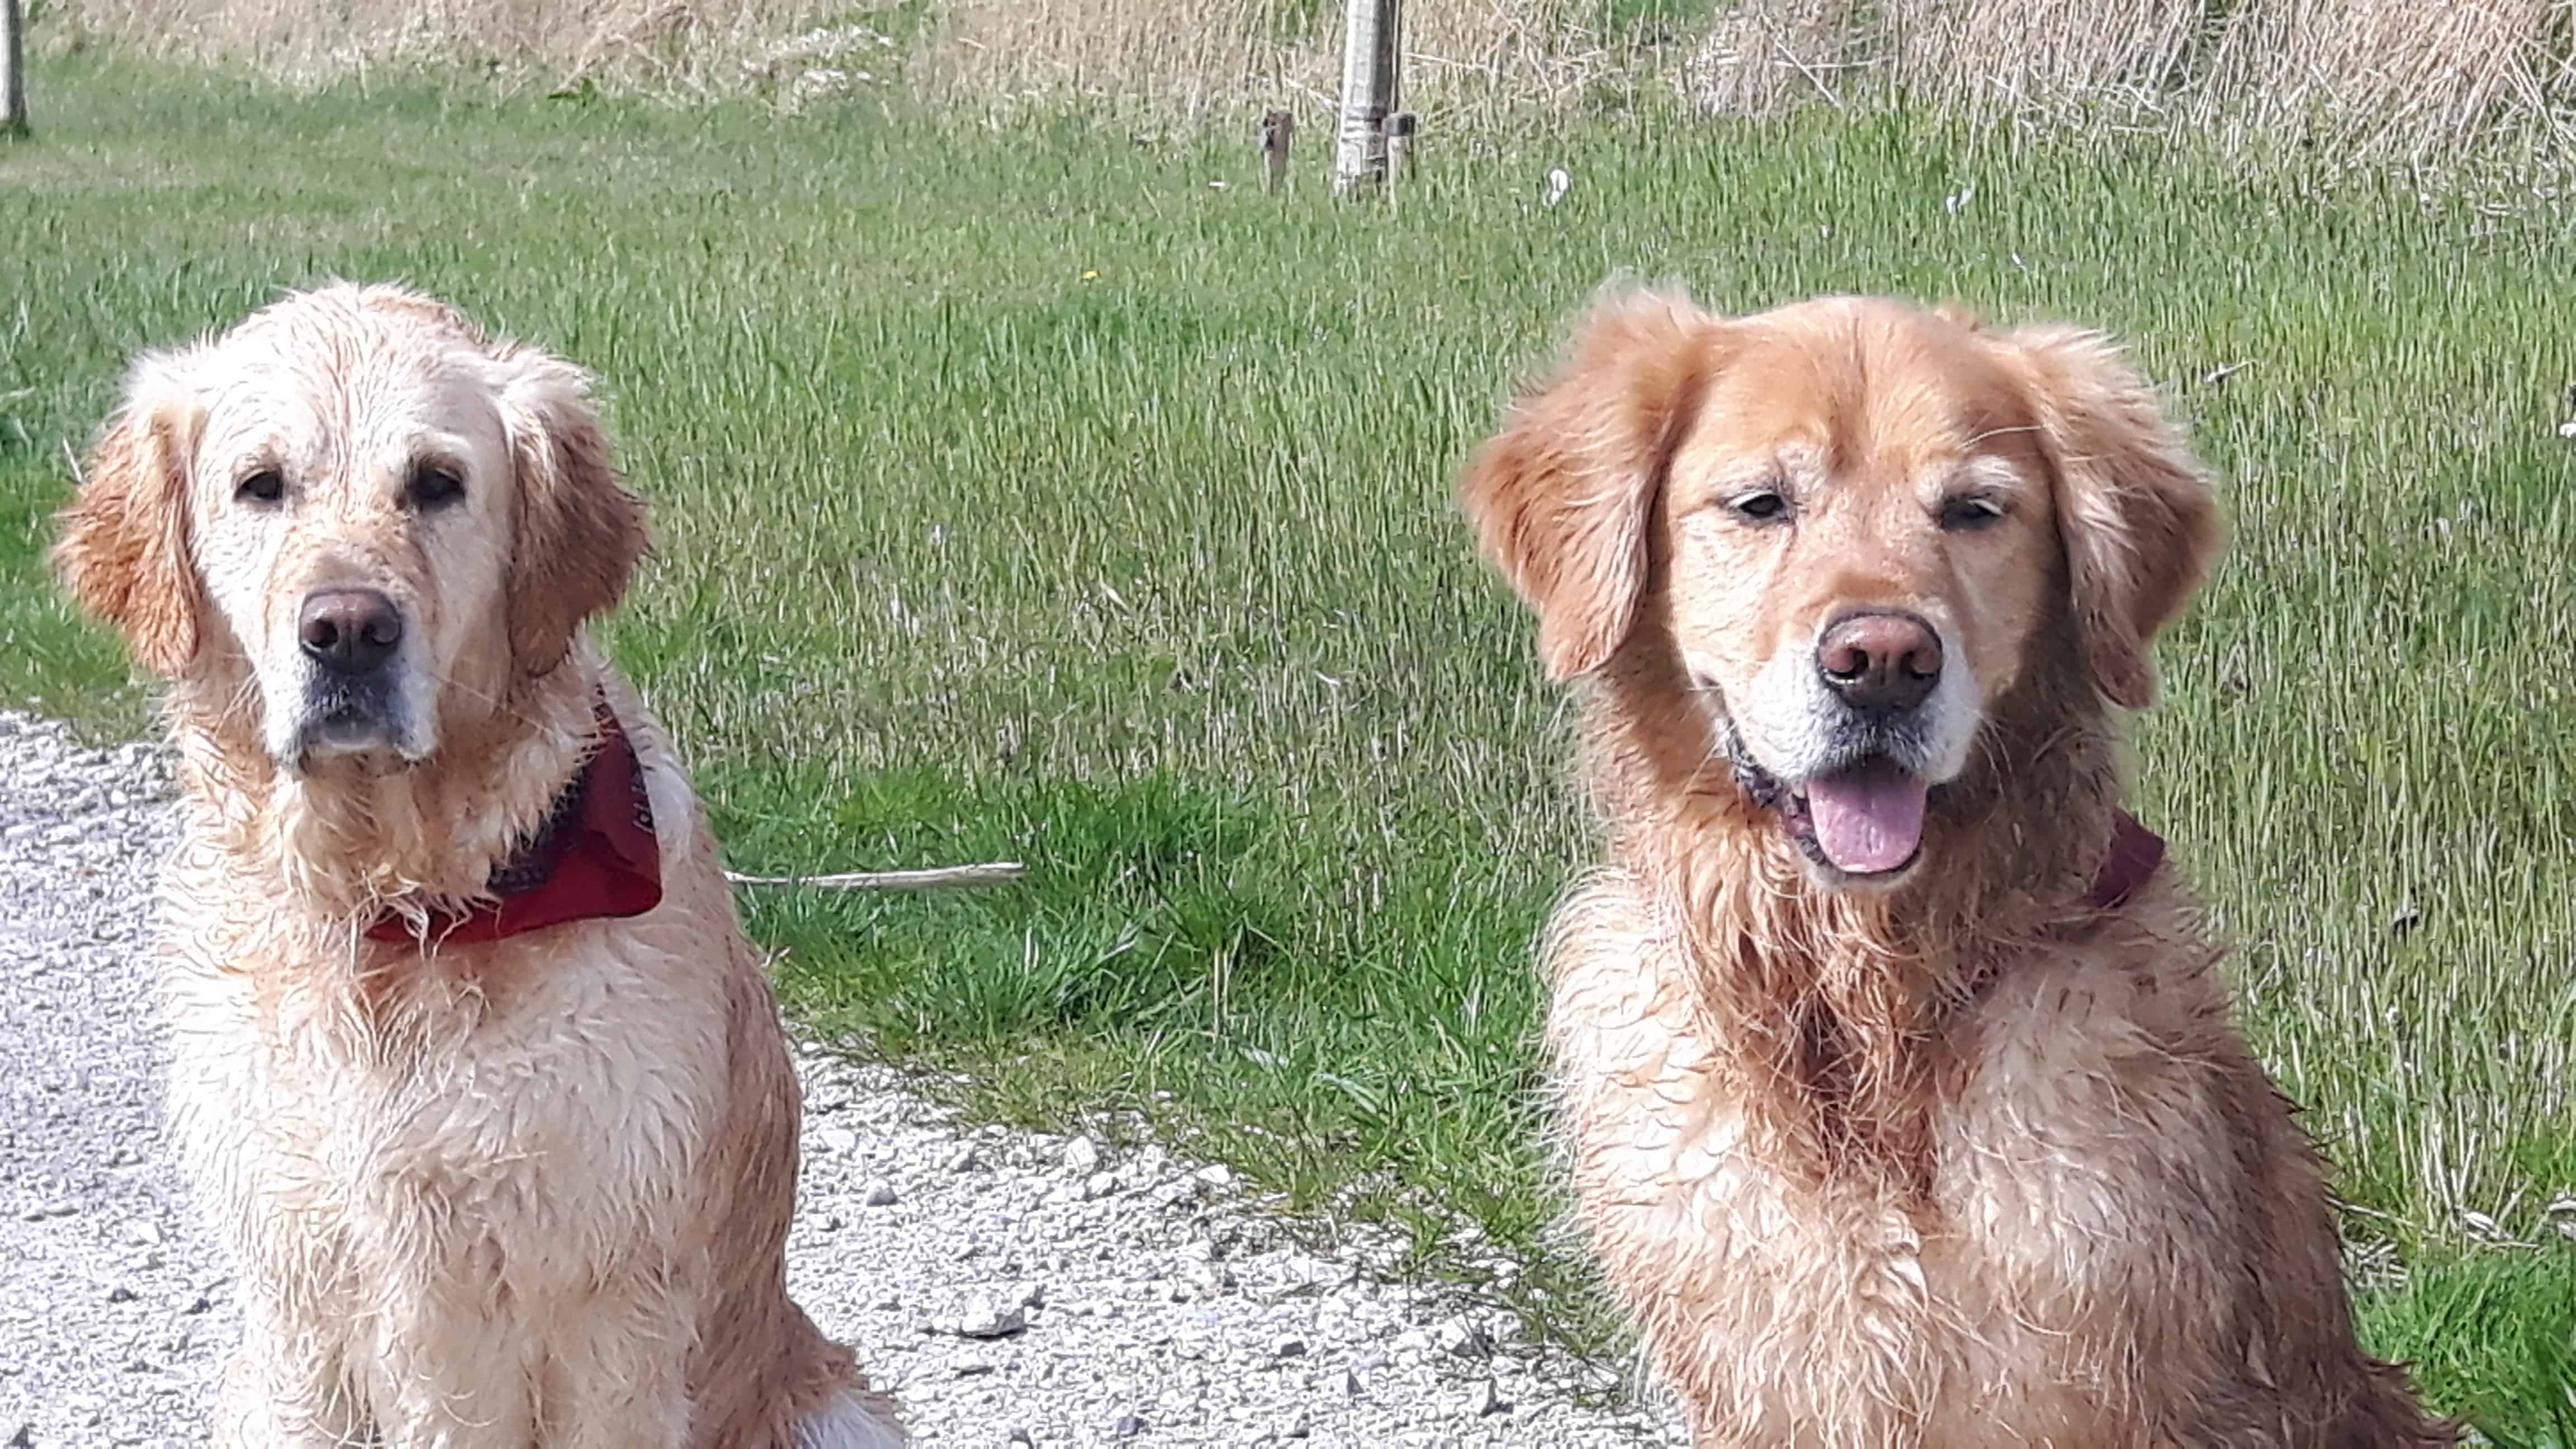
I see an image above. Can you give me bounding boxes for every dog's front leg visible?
[207,1304,363,1449]
[367,1296,542,1449]
[537,1272,697,1449]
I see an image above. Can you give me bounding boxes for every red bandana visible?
[2087,809,2165,911]
[364,703,665,945]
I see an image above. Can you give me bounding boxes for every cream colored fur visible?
[55,283,907,1448]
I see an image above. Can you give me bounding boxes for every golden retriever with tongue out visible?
[1461,290,2451,1447]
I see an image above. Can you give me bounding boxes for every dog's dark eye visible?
[408,464,466,512]
[1939,494,2007,531]
[235,469,285,507]
[1730,490,1791,524]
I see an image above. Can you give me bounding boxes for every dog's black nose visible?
[1817,611,1942,713]
[299,589,404,676]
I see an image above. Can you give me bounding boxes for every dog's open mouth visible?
[287,680,410,768]
[306,697,389,747]
[1784,757,1927,877]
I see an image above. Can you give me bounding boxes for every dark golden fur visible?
[1462,289,2452,1447]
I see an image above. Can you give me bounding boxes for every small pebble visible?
[952,1303,1027,1340]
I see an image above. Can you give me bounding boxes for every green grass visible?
[2364,1248,2576,1446]
[4,56,2573,1431]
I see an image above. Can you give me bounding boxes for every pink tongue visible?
[1805,763,1928,874]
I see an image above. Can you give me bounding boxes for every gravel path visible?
[0,709,1688,1447]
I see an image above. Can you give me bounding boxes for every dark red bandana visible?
[2087,809,2165,911]
[364,702,664,945]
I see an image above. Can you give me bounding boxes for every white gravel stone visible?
[1436,1314,1496,1358]
[0,708,1690,1446]
[949,1301,1028,1341]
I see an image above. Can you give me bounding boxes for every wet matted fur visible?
[1459,290,2453,1447]
[54,283,907,1448]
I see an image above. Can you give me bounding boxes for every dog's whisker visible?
[1959,421,2044,449]
[412,665,593,749]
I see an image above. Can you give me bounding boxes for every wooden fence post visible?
[1332,0,1399,196]
[1386,111,1417,184]
[1259,107,1294,193]
[3,0,28,140]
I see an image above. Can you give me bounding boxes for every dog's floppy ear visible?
[2005,326,2220,710]
[1460,289,1716,683]
[493,345,649,680]
[53,353,206,676]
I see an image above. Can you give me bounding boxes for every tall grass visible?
[912,0,1597,122]
[48,0,869,95]
[29,0,2576,162]
[1682,0,2576,163]
[2195,0,2572,160]
[36,0,1603,121]
[2,58,2571,1427]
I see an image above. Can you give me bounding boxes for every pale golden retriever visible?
[1461,291,2452,1447]
[55,283,907,1449]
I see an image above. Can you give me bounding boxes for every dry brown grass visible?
[53,0,866,96]
[1673,0,1865,117]
[39,0,2576,159]
[46,0,1598,120]
[1879,0,2209,125]
[909,0,1600,128]
[2197,0,2575,161]
[1670,0,2576,161]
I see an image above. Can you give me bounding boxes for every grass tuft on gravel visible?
[4,55,2572,1429]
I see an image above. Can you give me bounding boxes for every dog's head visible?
[1462,291,2217,884]
[55,282,647,773]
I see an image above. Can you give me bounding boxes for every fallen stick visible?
[724,861,1026,892]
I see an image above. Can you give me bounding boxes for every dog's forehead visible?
[236,283,487,344]
[196,321,503,465]
[1697,302,2035,477]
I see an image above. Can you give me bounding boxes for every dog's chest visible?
[165,917,720,1292]
[1549,881,2243,1433]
